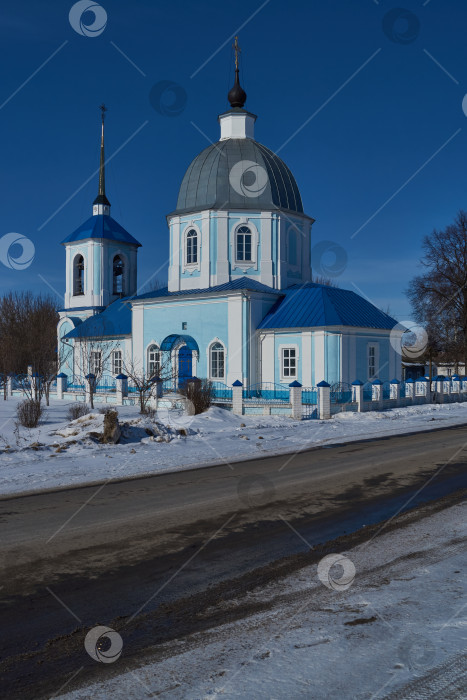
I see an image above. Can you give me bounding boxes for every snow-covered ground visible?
[1,396,467,497]
[59,499,467,699]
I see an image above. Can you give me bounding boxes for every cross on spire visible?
[93,103,110,211]
[232,36,241,70]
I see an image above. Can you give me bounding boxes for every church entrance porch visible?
[160,334,199,391]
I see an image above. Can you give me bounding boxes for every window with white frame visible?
[73,254,84,296]
[282,347,297,379]
[236,225,252,261]
[112,350,122,376]
[210,342,225,379]
[147,344,160,378]
[186,229,198,264]
[90,351,101,376]
[368,344,377,379]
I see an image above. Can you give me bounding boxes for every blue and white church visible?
[58,60,402,390]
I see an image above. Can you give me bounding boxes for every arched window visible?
[236,226,252,261]
[186,229,198,264]
[210,342,225,379]
[113,255,124,294]
[73,255,84,296]
[147,344,160,378]
[288,229,297,266]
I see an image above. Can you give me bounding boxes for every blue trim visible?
[232,380,243,386]
[317,380,330,387]
[289,380,302,387]
[352,380,363,385]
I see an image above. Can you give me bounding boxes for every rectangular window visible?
[368,345,376,378]
[282,347,297,378]
[182,322,187,330]
[236,231,252,261]
[90,351,102,376]
[112,350,122,376]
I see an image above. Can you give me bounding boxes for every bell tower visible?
[61,106,141,318]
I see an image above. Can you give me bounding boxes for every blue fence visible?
[243,383,290,403]
[301,387,318,404]
[330,383,353,404]
[211,382,233,401]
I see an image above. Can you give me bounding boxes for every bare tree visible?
[0,292,58,402]
[72,332,118,409]
[123,352,175,414]
[312,275,339,287]
[407,210,467,371]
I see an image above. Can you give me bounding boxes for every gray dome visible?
[173,138,304,216]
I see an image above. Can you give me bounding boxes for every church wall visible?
[140,297,230,379]
[272,333,303,385]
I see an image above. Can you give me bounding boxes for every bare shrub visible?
[67,403,90,421]
[102,410,120,443]
[179,379,214,415]
[16,399,43,428]
[98,405,115,415]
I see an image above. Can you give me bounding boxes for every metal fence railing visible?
[242,382,290,403]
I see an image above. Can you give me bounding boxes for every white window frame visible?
[182,223,201,272]
[73,253,85,296]
[278,344,299,382]
[231,219,259,272]
[111,349,122,376]
[209,341,226,380]
[90,351,102,376]
[147,343,161,378]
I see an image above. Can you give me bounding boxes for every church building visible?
[58,47,401,391]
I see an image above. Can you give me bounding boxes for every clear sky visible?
[1,0,466,321]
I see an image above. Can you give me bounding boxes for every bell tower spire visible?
[93,103,111,216]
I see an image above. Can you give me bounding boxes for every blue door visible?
[178,346,192,389]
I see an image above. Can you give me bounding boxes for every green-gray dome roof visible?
[173,138,304,216]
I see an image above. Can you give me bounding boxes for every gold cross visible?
[232,36,241,70]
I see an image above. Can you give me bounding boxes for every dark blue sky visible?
[1,0,466,320]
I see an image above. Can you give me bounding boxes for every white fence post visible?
[390,379,400,402]
[85,373,96,404]
[418,376,430,403]
[116,374,128,405]
[404,378,414,402]
[289,381,303,420]
[435,376,444,403]
[372,379,383,409]
[232,380,243,415]
[317,381,331,419]
[56,373,68,400]
[352,380,364,412]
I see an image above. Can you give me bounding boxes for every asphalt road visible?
[1,423,467,698]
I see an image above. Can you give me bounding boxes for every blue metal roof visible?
[160,334,200,353]
[63,298,131,339]
[61,214,142,247]
[258,284,398,330]
[134,277,278,300]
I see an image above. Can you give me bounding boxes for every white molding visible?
[231,220,259,272]
[277,343,299,382]
[181,222,201,273]
[206,337,227,380]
